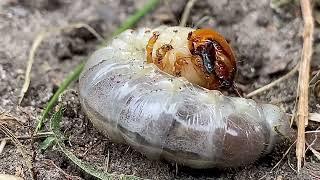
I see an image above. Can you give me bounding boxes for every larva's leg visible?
[231,84,243,97]
[154,44,173,69]
[146,32,160,63]
[174,56,189,77]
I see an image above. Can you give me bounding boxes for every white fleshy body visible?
[79,26,290,168]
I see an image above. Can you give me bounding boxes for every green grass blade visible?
[112,0,159,36]
[36,0,160,133]
[50,107,143,180]
[39,136,56,150]
[36,63,84,132]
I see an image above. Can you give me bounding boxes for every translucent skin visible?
[79,26,290,168]
[146,27,236,90]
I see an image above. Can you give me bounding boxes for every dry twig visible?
[179,0,198,26]
[296,0,314,172]
[246,63,299,98]
[259,140,296,180]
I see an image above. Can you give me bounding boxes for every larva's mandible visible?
[79,26,290,168]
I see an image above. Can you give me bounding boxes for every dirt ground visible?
[0,0,319,179]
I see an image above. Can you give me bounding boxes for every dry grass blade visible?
[289,112,320,131]
[305,129,320,134]
[314,80,320,100]
[0,124,34,180]
[0,174,23,180]
[0,112,20,123]
[246,63,299,98]
[179,0,198,27]
[310,69,320,85]
[309,146,320,160]
[0,132,53,142]
[305,127,320,152]
[0,139,6,154]
[18,23,104,105]
[194,16,211,28]
[271,140,296,172]
[104,150,110,172]
[18,31,46,105]
[296,0,314,172]
[309,113,320,123]
[301,163,320,180]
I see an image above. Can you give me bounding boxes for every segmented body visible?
[79,26,289,168]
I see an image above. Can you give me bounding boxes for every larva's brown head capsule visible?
[188,29,237,89]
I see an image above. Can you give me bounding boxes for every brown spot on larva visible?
[130,30,134,33]
[173,54,191,78]
[173,29,178,33]
[175,71,182,77]
[145,30,151,33]
[187,31,196,54]
[187,31,193,40]
[155,44,173,66]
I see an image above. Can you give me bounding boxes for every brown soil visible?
[0,0,319,179]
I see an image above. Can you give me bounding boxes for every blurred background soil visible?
[0,0,319,179]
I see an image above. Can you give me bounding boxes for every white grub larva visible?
[79,26,291,168]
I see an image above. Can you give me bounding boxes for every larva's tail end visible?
[261,104,295,153]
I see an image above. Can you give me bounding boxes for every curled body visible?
[79,26,290,168]
[145,27,236,90]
